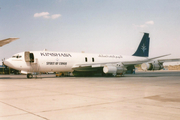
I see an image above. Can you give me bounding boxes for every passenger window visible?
[92,58,94,62]
[85,57,87,62]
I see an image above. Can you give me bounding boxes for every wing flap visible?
[122,60,149,66]
[72,63,105,69]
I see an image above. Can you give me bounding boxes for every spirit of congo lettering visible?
[46,62,67,65]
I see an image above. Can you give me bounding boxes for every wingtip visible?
[9,38,20,40]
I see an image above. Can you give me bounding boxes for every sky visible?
[0,0,180,65]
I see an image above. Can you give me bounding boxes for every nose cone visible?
[4,58,13,68]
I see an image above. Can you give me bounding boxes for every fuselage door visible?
[30,53,34,62]
[25,51,30,62]
[24,51,34,62]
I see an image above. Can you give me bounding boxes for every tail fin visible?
[132,33,150,57]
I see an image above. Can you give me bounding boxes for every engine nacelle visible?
[141,60,164,71]
[103,63,127,76]
[103,66,117,75]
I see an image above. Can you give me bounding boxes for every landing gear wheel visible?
[27,74,33,78]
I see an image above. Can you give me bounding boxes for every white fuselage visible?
[4,51,147,73]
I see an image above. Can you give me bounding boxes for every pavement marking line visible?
[0,100,48,120]
[0,113,29,117]
[37,101,118,113]
[36,96,146,113]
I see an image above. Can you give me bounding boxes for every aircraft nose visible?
[4,58,12,68]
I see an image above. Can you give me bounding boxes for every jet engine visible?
[141,60,164,71]
[103,63,127,76]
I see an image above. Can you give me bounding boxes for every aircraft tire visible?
[27,74,33,78]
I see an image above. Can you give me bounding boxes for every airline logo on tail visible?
[141,44,147,53]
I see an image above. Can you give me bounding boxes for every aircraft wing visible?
[72,54,171,70]
[0,38,19,47]
[122,54,171,66]
[157,58,180,63]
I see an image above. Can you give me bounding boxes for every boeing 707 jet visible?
[4,33,176,78]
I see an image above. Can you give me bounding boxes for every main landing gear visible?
[27,74,33,78]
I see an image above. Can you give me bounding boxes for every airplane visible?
[0,38,19,47]
[4,33,175,78]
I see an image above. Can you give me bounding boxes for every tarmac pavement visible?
[0,71,180,120]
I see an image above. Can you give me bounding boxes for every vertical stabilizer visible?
[132,33,150,57]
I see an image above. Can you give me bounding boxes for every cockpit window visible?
[12,55,22,58]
